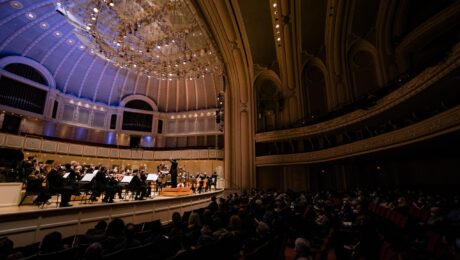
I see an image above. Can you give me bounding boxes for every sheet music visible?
[63,172,70,178]
[81,173,96,182]
[120,175,134,183]
[147,173,158,181]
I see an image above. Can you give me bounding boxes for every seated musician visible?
[130,170,147,200]
[190,175,197,194]
[202,173,211,192]
[156,172,164,192]
[103,173,117,203]
[90,167,108,202]
[46,164,75,207]
[27,169,50,205]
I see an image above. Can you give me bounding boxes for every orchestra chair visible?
[18,182,41,206]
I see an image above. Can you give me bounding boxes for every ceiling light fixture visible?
[56,0,224,79]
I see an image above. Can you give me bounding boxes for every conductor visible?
[170,159,178,188]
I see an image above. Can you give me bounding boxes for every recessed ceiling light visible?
[54,31,62,37]
[78,45,86,50]
[25,12,36,20]
[10,1,23,9]
[66,39,75,45]
[39,22,49,29]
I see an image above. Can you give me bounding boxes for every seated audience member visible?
[40,231,64,253]
[86,220,107,243]
[83,242,102,260]
[100,218,126,254]
[125,223,141,248]
[0,237,14,260]
[294,237,312,260]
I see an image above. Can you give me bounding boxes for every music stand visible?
[147,174,158,197]
[121,176,134,183]
[81,173,96,182]
[147,173,158,181]
[120,176,134,200]
[80,173,96,204]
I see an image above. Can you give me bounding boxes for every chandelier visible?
[56,0,224,80]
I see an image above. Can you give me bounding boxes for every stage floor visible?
[0,189,220,216]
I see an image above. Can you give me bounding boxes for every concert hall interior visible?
[1,0,460,259]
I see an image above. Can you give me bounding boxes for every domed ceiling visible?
[0,0,224,112]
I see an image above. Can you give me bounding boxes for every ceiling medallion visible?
[55,0,224,80]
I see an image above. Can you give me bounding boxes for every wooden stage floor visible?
[0,189,221,216]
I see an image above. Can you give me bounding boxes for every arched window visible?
[122,99,154,132]
[4,63,48,85]
[0,65,48,114]
[125,100,153,111]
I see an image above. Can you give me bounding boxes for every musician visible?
[46,164,74,207]
[210,172,218,191]
[103,173,117,203]
[90,168,108,202]
[190,175,197,194]
[170,159,178,188]
[197,173,204,194]
[27,169,50,205]
[130,170,147,200]
[156,171,165,192]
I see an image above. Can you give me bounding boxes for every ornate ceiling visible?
[0,0,223,112]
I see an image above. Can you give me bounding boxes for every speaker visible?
[130,136,141,148]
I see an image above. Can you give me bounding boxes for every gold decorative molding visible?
[256,48,460,143]
[256,105,460,166]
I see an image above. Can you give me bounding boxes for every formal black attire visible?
[170,159,178,188]
[46,169,74,207]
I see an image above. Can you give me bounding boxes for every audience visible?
[2,188,460,259]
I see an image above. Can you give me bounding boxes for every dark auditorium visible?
[0,0,460,259]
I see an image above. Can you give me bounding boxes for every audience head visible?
[95,220,107,230]
[172,211,182,224]
[106,218,125,237]
[40,231,63,253]
[84,242,102,260]
[228,214,242,231]
[294,237,311,257]
[188,212,201,228]
[0,237,13,259]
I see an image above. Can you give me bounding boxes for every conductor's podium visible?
[159,186,193,196]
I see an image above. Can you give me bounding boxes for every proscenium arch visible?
[0,56,56,88]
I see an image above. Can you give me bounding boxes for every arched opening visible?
[302,64,328,121]
[255,77,281,132]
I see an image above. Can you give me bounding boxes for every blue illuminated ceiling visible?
[0,0,223,112]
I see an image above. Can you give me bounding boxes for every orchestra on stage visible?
[19,156,219,207]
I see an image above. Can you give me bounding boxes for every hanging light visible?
[56,0,224,79]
